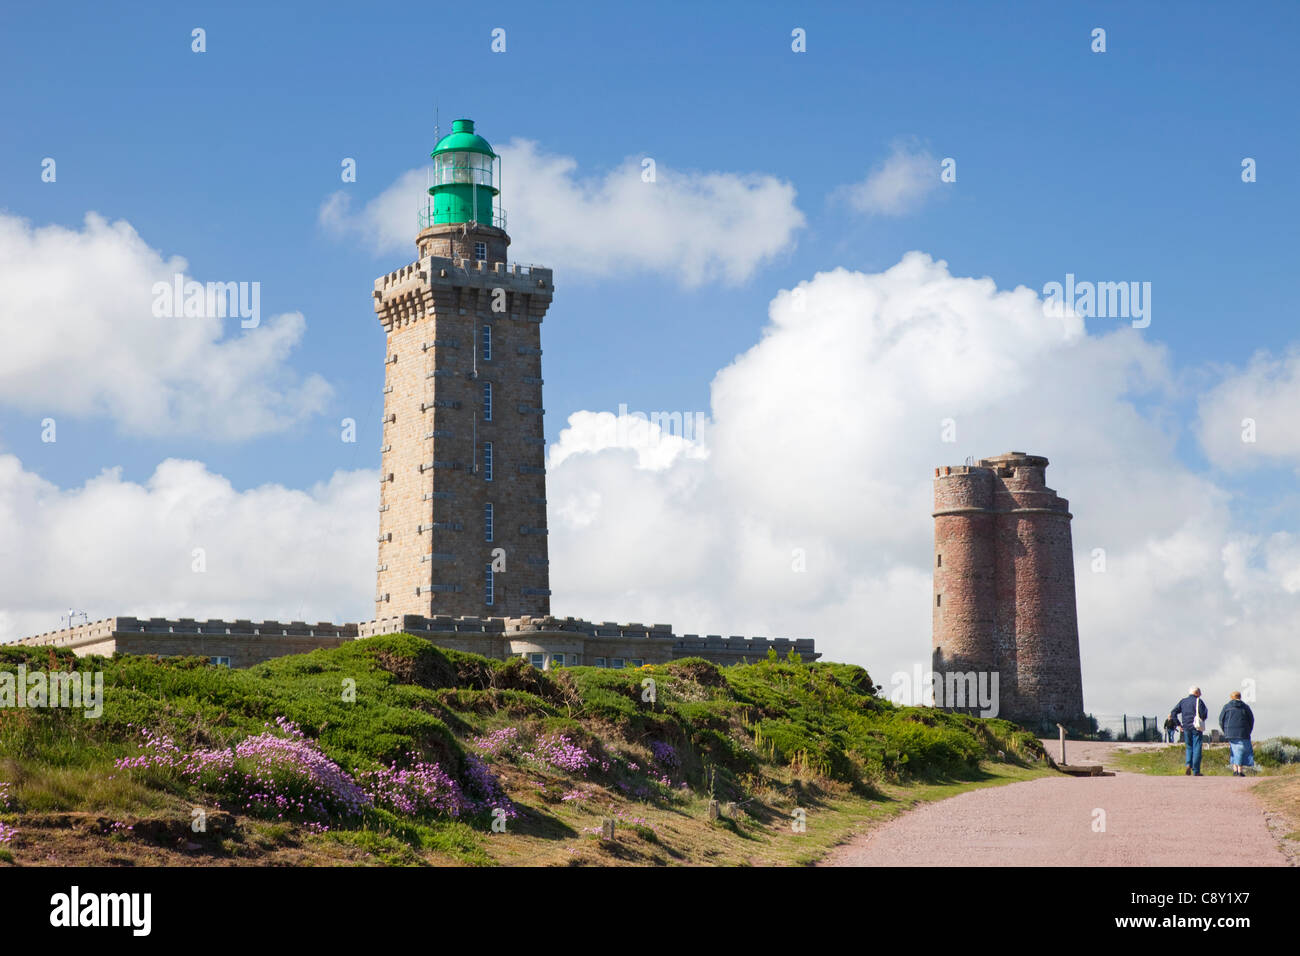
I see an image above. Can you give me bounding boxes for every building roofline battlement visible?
[5,617,360,651]
[375,256,553,295]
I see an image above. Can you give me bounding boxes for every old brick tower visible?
[372,119,552,620]
[932,452,1085,728]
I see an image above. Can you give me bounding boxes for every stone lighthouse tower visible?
[932,452,1085,728]
[372,119,553,620]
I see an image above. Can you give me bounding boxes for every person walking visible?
[1170,686,1208,776]
[1163,714,1178,744]
[1218,691,1255,776]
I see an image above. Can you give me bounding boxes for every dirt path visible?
[823,742,1288,866]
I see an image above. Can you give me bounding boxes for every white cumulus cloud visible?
[840,141,941,217]
[320,140,805,286]
[0,455,375,642]
[1196,348,1300,469]
[0,212,331,439]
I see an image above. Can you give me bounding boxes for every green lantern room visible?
[416,118,510,263]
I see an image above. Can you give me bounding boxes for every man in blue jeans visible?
[1170,685,1208,776]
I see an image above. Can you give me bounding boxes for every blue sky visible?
[3,1,1299,729]
[4,1,1296,489]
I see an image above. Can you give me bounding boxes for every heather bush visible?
[524,734,600,775]
[357,755,465,817]
[116,718,371,821]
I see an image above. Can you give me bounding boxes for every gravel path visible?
[823,742,1287,866]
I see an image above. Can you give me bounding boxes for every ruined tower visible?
[932,452,1085,727]
[372,119,552,620]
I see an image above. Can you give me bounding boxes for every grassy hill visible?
[0,636,1050,866]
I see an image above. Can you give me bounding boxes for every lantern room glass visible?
[433,151,495,188]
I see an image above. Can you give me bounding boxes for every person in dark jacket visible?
[1170,686,1208,776]
[1218,691,1255,776]
[1163,715,1178,744]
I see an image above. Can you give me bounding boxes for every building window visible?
[474,241,487,261]
[594,657,606,667]
[483,441,493,481]
[610,657,625,669]
[483,381,492,421]
[209,656,231,668]
[937,553,942,567]
[484,502,494,542]
[528,652,544,669]
[485,563,495,606]
[630,659,644,667]
[936,594,941,607]
[481,324,492,362]
[550,653,564,668]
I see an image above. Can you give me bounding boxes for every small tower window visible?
[483,381,493,421]
[484,502,494,542]
[483,441,493,481]
[481,325,492,362]
[936,594,942,607]
[484,563,495,606]
[474,241,487,261]
[937,554,942,567]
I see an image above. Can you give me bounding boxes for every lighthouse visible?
[372,119,553,620]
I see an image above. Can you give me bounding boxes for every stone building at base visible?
[9,615,817,671]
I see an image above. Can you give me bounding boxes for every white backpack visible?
[1192,697,1205,732]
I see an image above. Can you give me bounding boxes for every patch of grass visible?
[0,636,1052,866]
[1112,742,1300,777]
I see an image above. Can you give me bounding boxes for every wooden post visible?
[707,800,719,821]
[1057,723,1067,765]
[601,818,615,841]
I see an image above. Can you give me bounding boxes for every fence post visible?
[1123,715,1128,740]
[1057,723,1067,765]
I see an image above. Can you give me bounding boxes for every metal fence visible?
[1091,714,1163,742]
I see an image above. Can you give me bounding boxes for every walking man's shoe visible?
[1185,766,1192,775]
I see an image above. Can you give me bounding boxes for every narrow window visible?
[474,241,487,261]
[485,563,495,606]
[481,324,492,362]
[528,652,544,669]
[484,502,494,542]
[594,657,607,668]
[936,594,942,607]
[483,441,493,481]
[550,653,564,668]
[483,381,493,421]
[937,553,942,567]
[610,657,625,669]
[630,659,644,668]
